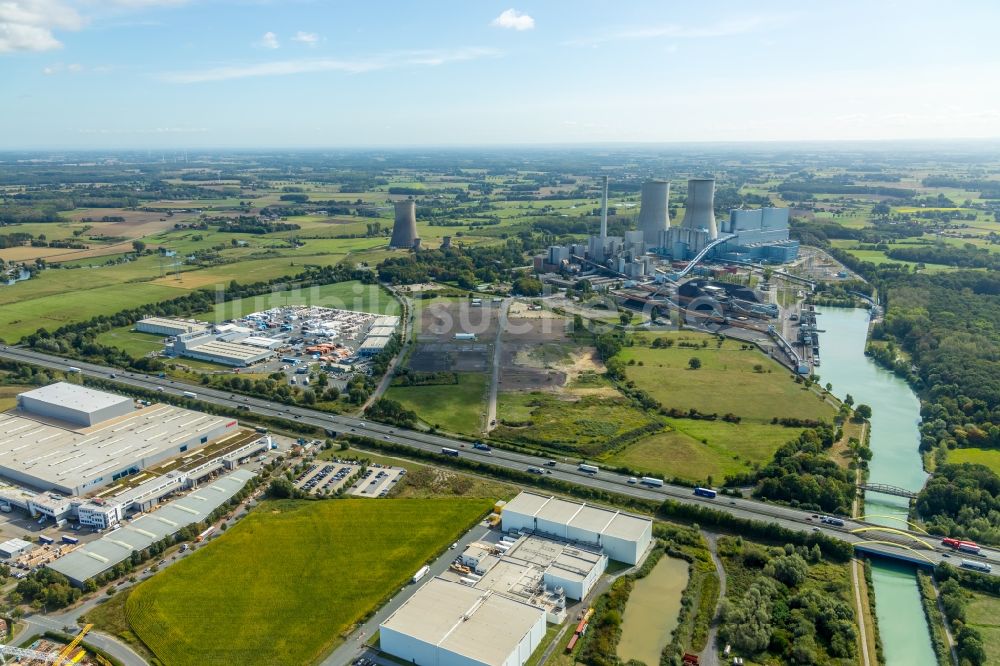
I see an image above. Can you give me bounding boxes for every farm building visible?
[136,317,209,337]
[500,492,652,565]
[380,577,546,666]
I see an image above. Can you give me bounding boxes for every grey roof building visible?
[17,382,133,427]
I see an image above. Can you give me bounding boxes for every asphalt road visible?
[1,346,996,577]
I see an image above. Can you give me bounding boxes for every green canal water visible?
[817,307,936,666]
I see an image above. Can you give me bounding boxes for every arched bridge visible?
[860,483,917,499]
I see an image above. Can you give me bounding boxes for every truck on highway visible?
[942,538,981,555]
[693,487,717,499]
[66,366,81,373]
[579,463,599,474]
[961,559,992,573]
[413,565,430,583]
[182,390,197,399]
[821,516,846,527]
[473,442,492,452]
[640,477,664,487]
[441,447,459,457]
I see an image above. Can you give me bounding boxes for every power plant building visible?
[380,576,546,666]
[501,492,652,565]
[390,200,420,249]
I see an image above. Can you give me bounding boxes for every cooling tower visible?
[389,200,419,249]
[638,180,670,245]
[683,178,718,239]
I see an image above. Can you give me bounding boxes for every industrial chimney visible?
[389,200,419,249]
[600,175,609,241]
[683,178,718,240]
[638,180,670,245]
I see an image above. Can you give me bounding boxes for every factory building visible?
[49,469,255,586]
[172,333,273,367]
[357,336,391,356]
[380,577,546,666]
[17,383,133,427]
[0,383,239,496]
[136,317,208,337]
[501,492,652,565]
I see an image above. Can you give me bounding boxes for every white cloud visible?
[256,31,279,49]
[161,47,500,84]
[565,15,783,46]
[42,61,84,74]
[491,9,534,31]
[291,31,319,46]
[0,0,85,53]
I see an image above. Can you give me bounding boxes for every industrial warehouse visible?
[0,383,269,530]
[379,492,653,666]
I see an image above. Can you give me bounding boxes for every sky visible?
[2,0,1000,149]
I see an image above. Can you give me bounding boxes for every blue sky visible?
[2,0,999,148]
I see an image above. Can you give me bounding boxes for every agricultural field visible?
[119,498,491,666]
[947,447,1000,476]
[605,420,800,483]
[618,331,835,424]
[385,372,489,436]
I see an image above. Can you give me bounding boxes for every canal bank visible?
[817,306,937,666]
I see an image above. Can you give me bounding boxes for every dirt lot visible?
[407,299,500,373]
[498,311,602,391]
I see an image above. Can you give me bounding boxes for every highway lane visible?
[1,346,996,575]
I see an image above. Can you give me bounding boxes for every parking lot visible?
[294,461,361,497]
[348,465,406,498]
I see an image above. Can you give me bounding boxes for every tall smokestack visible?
[683,178,718,240]
[600,175,609,241]
[638,180,670,245]
[389,200,419,249]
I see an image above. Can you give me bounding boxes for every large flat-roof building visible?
[501,492,652,565]
[48,469,255,586]
[136,317,209,337]
[175,339,273,367]
[17,382,133,427]
[380,577,546,666]
[0,384,239,496]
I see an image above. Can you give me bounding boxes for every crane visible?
[55,624,92,665]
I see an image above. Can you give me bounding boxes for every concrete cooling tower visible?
[638,180,670,245]
[683,178,718,240]
[389,200,419,249]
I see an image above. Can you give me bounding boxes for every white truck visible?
[579,463,599,474]
[413,565,430,583]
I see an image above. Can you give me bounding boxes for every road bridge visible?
[861,483,918,499]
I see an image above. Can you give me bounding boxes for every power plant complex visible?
[390,199,420,250]
[537,175,798,279]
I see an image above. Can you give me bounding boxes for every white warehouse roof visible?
[503,492,652,547]
[19,383,132,417]
[381,577,544,666]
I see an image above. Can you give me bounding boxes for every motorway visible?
[1,345,997,577]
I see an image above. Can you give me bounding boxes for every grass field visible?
[605,419,800,483]
[966,591,1000,665]
[95,327,166,358]
[123,498,490,666]
[0,385,31,411]
[211,280,400,321]
[494,390,661,458]
[947,447,1000,476]
[618,332,835,424]
[386,372,488,435]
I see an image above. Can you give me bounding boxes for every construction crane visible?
[55,624,92,665]
[0,643,63,665]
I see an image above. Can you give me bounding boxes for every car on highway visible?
[627,477,637,484]
[527,467,544,475]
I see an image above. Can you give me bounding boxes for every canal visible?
[817,306,937,665]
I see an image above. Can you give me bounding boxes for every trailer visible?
[413,565,430,583]
[821,516,845,527]
[640,477,664,487]
[694,487,717,499]
[61,535,79,545]
[38,535,54,545]
[182,390,197,399]
[441,447,460,457]
[66,366,81,373]
[196,526,216,542]
[961,559,992,573]
[579,463,599,474]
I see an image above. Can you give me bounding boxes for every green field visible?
[619,332,835,424]
[947,447,1000,476]
[123,498,490,666]
[966,591,1000,665]
[605,420,800,483]
[386,372,488,435]
[494,390,661,458]
[95,327,166,358]
[211,280,400,321]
